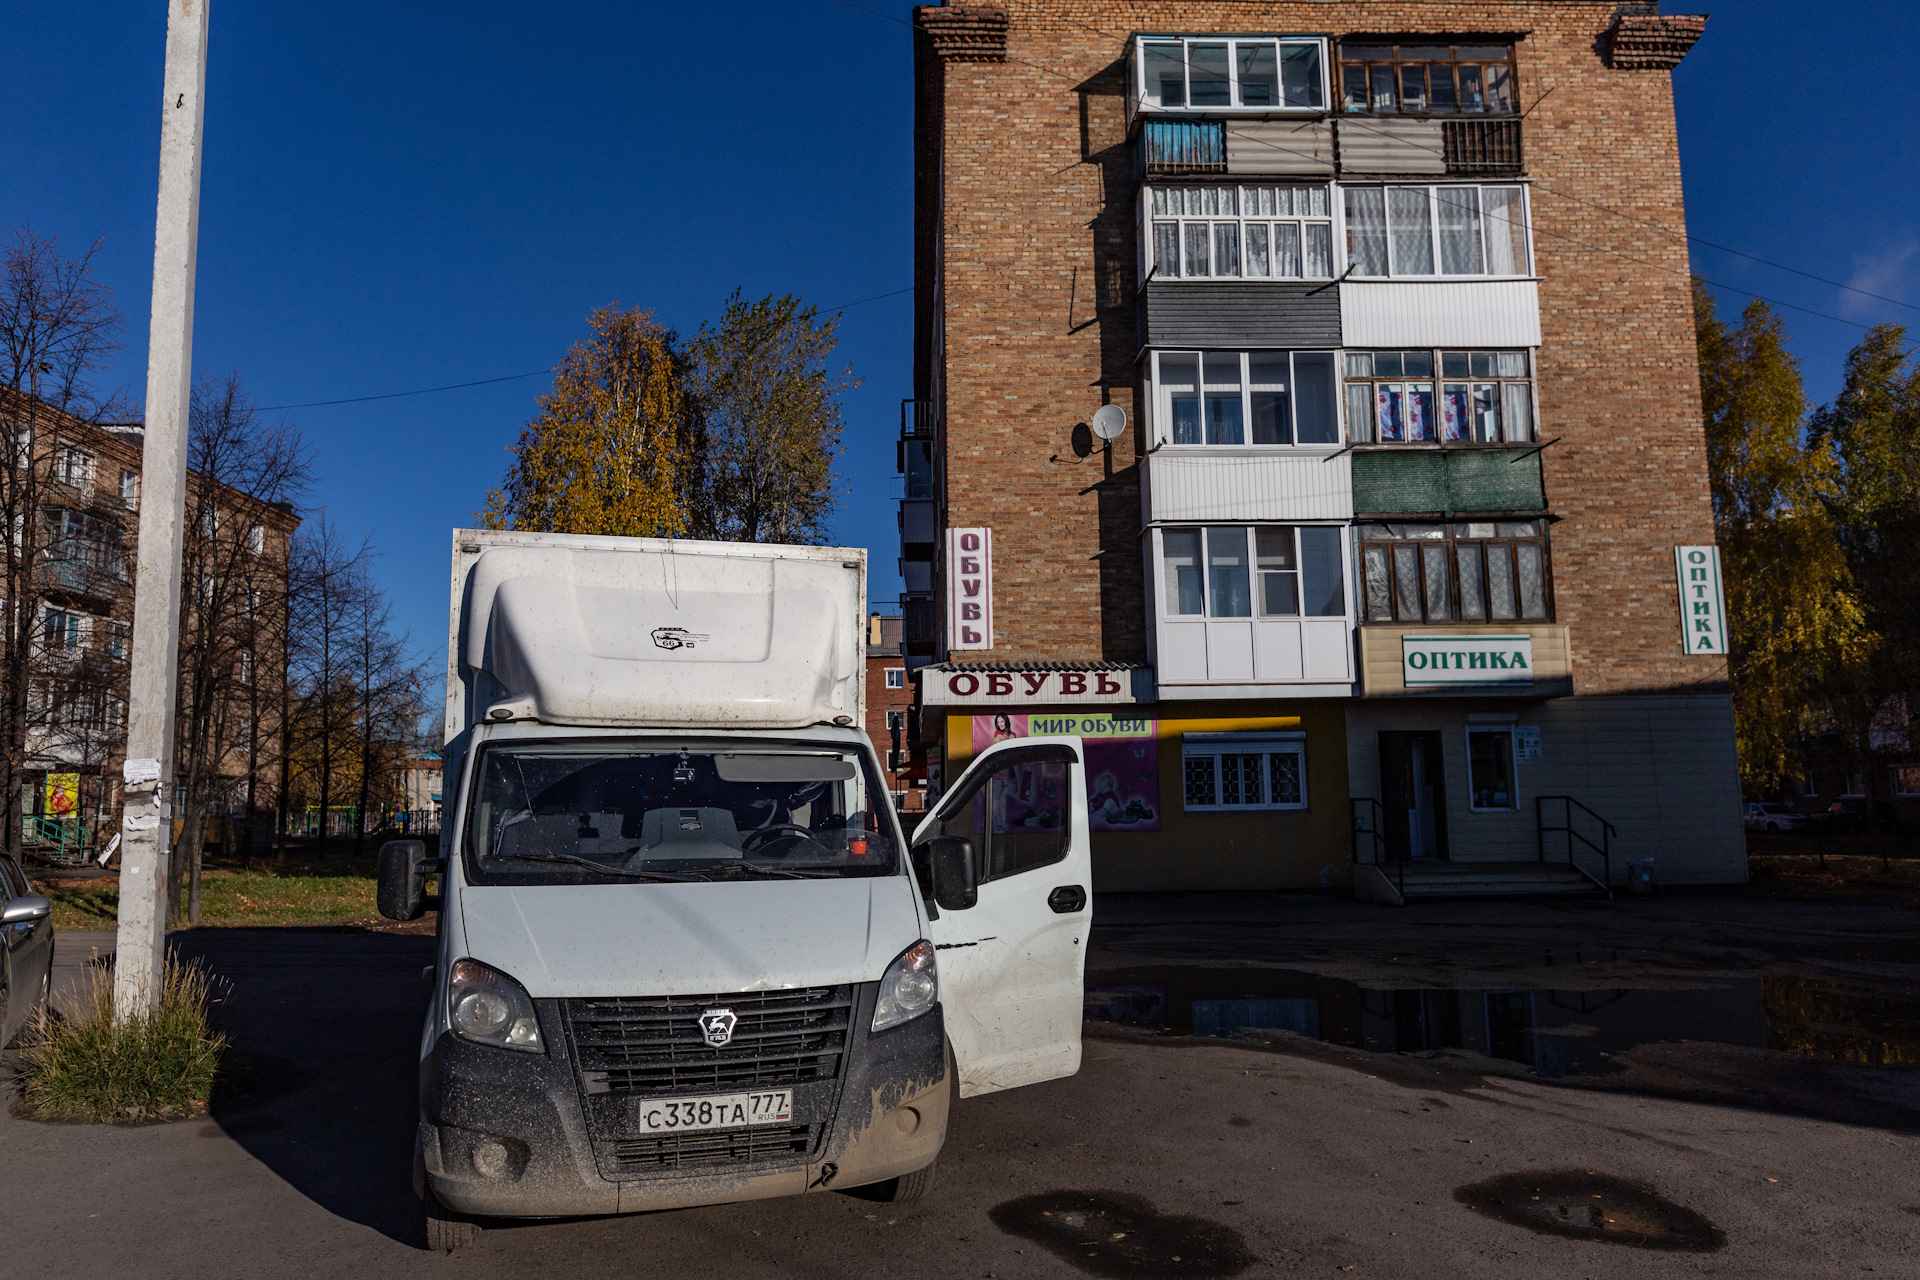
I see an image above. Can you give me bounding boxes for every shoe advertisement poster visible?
[971,713,1160,832]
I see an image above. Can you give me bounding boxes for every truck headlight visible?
[873,940,937,1032]
[448,959,544,1053]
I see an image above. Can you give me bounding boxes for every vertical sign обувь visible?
[1674,546,1727,655]
[947,527,993,650]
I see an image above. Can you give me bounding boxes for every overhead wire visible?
[259,288,915,412]
[824,0,1917,322]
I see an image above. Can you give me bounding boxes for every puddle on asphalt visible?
[1085,966,1920,1075]
[1455,1170,1726,1251]
[989,1190,1257,1278]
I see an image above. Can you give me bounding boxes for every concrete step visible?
[1354,860,1605,906]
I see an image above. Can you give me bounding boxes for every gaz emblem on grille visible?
[698,1007,738,1048]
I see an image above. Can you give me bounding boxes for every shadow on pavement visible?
[172,928,435,1248]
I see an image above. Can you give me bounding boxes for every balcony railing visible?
[1443,119,1523,173]
[1139,119,1227,175]
[900,399,936,440]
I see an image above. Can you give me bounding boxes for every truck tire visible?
[425,1189,480,1253]
[876,1160,938,1203]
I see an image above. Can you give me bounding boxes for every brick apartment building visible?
[899,2,1743,896]
[863,612,923,811]
[1,387,299,859]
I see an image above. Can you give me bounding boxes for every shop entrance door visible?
[1379,731,1448,861]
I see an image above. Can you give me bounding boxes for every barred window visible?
[1357,521,1551,623]
[1182,734,1307,811]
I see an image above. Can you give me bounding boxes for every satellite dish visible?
[1091,404,1128,441]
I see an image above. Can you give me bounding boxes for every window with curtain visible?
[1149,184,1335,279]
[1345,349,1534,444]
[1343,184,1530,277]
[1154,350,1341,446]
[1356,521,1551,624]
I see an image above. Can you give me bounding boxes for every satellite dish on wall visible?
[1091,404,1128,441]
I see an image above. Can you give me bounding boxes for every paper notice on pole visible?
[124,813,159,832]
[123,757,161,786]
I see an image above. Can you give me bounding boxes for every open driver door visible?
[911,737,1091,1098]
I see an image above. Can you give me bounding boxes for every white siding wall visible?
[1344,693,1747,885]
[1340,280,1542,347]
[1144,449,1354,523]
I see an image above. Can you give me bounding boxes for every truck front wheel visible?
[426,1189,480,1253]
[875,1160,938,1203]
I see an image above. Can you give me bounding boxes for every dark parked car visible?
[1,854,54,1047]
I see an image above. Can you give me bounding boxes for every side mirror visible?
[377,840,439,921]
[1,895,50,925]
[919,835,978,912]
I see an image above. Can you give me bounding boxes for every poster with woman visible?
[968,715,1160,833]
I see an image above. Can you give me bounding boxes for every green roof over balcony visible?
[1351,447,1547,516]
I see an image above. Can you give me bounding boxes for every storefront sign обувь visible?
[945,527,993,650]
[1401,635,1534,686]
[924,665,1142,705]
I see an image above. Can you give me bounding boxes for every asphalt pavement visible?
[2,896,1916,1278]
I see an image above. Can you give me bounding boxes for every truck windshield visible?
[463,743,902,886]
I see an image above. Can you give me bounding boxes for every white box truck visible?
[381,529,1091,1249]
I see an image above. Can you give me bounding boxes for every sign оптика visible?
[1401,635,1534,687]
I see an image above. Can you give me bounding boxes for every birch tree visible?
[481,306,686,537]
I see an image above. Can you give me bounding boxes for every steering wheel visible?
[741,823,821,853]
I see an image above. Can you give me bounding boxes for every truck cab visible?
[385,531,1091,1247]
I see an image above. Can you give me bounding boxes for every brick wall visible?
[865,650,916,796]
[919,2,1722,696]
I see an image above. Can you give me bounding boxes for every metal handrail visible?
[1535,795,1615,897]
[1350,797,1403,899]
[23,815,95,864]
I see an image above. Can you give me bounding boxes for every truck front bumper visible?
[421,985,949,1218]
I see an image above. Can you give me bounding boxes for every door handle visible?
[1047,884,1087,914]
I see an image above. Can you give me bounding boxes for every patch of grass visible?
[44,868,380,931]
[1746,852,1920,907]
[16,959,228,1123]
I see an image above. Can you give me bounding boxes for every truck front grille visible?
[610,1124,815,1170]
[567,985,853,1094]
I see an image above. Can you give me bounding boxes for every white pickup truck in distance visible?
[381,529,1091,1250]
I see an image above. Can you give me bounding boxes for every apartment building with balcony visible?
[1,387,299,858]
[902,2,1740,896]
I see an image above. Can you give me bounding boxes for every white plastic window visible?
[1343,184,1531,278]
[1153,350,1341,446]
[1149,185,1334,280]
[1136,37,1327,112]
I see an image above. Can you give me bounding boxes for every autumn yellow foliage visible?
[482,306,686,537]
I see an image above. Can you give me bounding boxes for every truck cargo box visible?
[446,529,866,736]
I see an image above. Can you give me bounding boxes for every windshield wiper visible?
[488,853,704,882]
[699,860,848,880]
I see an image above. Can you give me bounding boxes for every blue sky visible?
[5,2,1916,685]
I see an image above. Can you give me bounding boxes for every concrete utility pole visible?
[115,0,210,1020]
